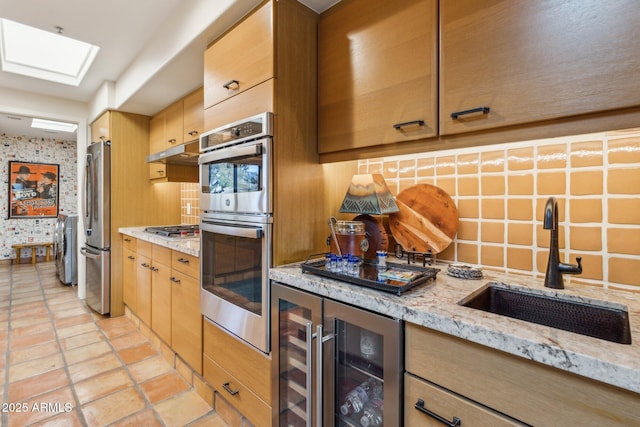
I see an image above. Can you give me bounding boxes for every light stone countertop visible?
[270,261,640,394]
[119,226,200,256]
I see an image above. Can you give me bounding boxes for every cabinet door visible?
[122,247,137,311]
[183,87,204,143]
[203,1,274,109]
[440,0,640,135]
[149,112,165,155]
[151,260,172,344]
[90,111,110,142]
[171,270,202,373]
[136,254,152,325]
[164,100,183,147]
[318,0,438,153]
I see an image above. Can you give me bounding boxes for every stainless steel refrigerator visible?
[54,213,78,285]
[81,140,111,314]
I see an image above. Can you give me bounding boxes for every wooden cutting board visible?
[389,184,459,253]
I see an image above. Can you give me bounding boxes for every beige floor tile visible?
[118,342,157,365]
[81,386,147,427]
[110,408,164,427]
[7,368,69,402]
[6,386,75,427]
[68,352,123,383]
[8,314,50,328]
[127,355,173,383]
[154,389,214,427]
[74,368,133,405]
[8,353,65,383]
[63,340,112,365]
[53,313,93,329]
[9,340,60,364]
[188,412,231,427]
[97,316,139,340]
[140,371,190,404]
[30,411,85,427]
[109,330,149,351]
[55,321,99,339]
[10,320,54,337]
[59,330,105,351]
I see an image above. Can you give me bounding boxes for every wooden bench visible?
[12,242,54,265]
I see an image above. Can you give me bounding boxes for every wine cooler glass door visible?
[324,300,402,427]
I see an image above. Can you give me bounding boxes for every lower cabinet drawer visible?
[203,354,271,427]
[404,373,526,427]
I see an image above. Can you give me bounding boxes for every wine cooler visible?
[271,282,402,426]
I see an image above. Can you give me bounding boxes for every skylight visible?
[0,18,99,86]
[31,118,77,133]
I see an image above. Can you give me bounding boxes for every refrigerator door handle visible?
[84,153,94,235]
[80,247,101,259]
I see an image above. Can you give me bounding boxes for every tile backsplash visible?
[180,183,199,225]
[359,128,640,292]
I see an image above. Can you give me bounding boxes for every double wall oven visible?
[199,112,273,353]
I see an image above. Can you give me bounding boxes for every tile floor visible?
[0,262,229,427]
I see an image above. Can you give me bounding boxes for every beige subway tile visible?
[507,199,533,221]
[439,244,455,261]
[508,174,533,195]
[569,226,602,251]
[457,153,479,175]
[608,228,640,255]
[457,199,479,218]
[570,170,603,195]
[436,178,456,196]
[397,179,415,193]
[536,224,565,249]
[507,247,532,271]
[383,160,399,178]
[481,199,505,219]
[417,158,435,177]
[457,243,478,264]
[413,177,434,188]
[570,140,602,168]
[608,198,640,224]
[537,171,566,195]
[608,136,640,164]
[535,197,565,222]
[536,251,549,275]
[608,167,640,194]
[436,156,456,176]
[481,222,504,243]
[481,150,505,173]
[457,177,479,196]
[538,144,567,169]
[569,199,602,223]
[367,161,383,175]
[457,220,478,241]
[481,245,504,267]
[507,147,534,171]
[481,175,505,196]
[399,159,416,178]
[573,254,603,281]
[507,223,533,246]
[608,258,640,286]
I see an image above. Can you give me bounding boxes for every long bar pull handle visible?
[450,106,490,120]
[415,399,461,427]
[223,79,239,90]
[393,119,425,130]
[315,324,324,427]
[305,322,313,427]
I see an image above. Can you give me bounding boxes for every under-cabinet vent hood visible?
[146,141,199,166]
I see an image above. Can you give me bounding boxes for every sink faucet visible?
[543,197,582,289]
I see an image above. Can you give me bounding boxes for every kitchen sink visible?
[459,282,632,344]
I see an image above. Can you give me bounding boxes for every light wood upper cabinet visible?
[150,100,183,154]
[90,112,110,142]
[182,87,204,143]
[203,1,274,109]
[439,0,640,135]
[318,0,438,154]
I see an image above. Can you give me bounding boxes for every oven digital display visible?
[208,162,261,194]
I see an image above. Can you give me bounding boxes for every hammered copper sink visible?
[459,282,632,345]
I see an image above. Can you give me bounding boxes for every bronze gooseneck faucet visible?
[543,197,582,289]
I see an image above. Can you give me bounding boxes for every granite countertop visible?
[119,227,200,256]
[270,261,640,394]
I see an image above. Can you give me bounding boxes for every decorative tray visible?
[301,256,439,296]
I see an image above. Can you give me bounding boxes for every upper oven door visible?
[199,137,272,215]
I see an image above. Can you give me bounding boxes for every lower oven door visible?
[200,214,272,353]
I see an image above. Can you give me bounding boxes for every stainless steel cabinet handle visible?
[170,277,181,284]
[415,399,461,426]
[450,106,490,120]
[223,79,239,90]
[177,257,189,264]
[222,382,239,396]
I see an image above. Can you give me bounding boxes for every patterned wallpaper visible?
[0,133,77,261]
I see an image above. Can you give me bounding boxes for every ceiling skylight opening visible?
[0,18,100,86]
[31,118,78,133]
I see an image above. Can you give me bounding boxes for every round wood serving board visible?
[389,184,459,253]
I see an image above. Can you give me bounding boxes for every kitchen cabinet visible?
[150,245,172,344]
[203,319,272,427]
[135,241,152,325]
[171,250,202,374]
[318,0,438,153]
[90,112,110,142]
[440,0,640,136]
[148,163,198,183]
[405,323,640,426]
[149,99,183,154]
[182,87,204,143]
[203,2,273,110]
[271,282,402,427]
[122,237,137,311]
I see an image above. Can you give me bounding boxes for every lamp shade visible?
[339,174,400,214]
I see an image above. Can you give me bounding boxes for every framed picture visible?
[8,161,60,218]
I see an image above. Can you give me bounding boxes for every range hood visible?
[146,140,199,166]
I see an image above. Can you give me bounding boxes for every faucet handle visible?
[576,256,582,272]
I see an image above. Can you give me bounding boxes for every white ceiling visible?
[0,0,338,140]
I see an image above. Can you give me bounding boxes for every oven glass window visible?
[201,230,263,315]
[208,157,261,194]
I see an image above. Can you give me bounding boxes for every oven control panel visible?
[200,112,273,152]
